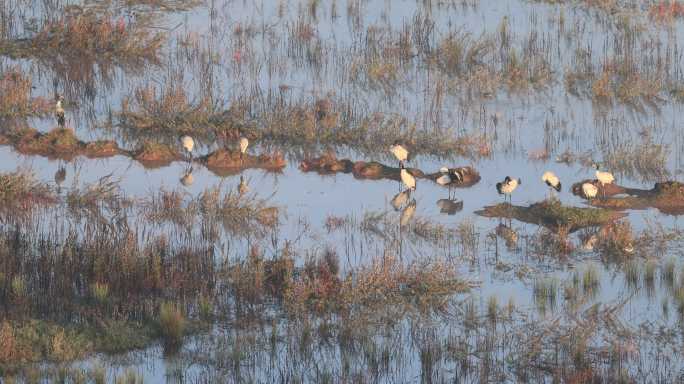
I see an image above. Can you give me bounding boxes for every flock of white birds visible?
[389,143,614,203]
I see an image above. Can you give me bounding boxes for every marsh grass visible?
[0,68,51,120]
[0,9,164,64]
[533,277,558,313]
[0,170,55,216]
[3,0,684,381]
[158,302,186,347]
[598,220,635,259]
[604,139,670,182]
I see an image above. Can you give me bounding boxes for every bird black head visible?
[504,176,511,183]
[592,163,600,170]
[392,140,402,146]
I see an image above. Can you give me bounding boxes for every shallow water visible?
[3,0,684,382]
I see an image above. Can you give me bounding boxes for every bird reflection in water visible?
[180,167,194,187]
[400,199,416,227]
[238,175,249,196]
[436,198,463,215]
[496,222,518,251]
[54,164,67,194]
[391,189,411,211]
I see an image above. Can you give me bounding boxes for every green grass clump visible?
[158,302,186,347]
[476,199,625,233]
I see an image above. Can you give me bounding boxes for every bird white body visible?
[436,174,451,186]
[180,135,194,153]
[497,177,519,195]
[55,99,64,116]
[400,167,416,190]
[596,170,614,185]
[390,144,408,163]
[542,171,561,191]
[239,137,249,154]
[55,97,65,127]
[582,182,598,199]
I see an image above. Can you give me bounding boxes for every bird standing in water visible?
[400,163,416,191]
[582,182,598,200]
[180,135,194,161]
[541,171,561,196]
[496,176,521,203]
[390,141,408,167]
[55,95,65,128]
[436,166,463,199]
[593,163,614,198]
[239,137,249,161]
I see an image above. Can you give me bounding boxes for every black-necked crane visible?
[496,176,521,203]
[436,166,462,199]
[180,135,194,161]
[390,141,408,167]
[55,95,65,128]
[541,171,561,196]
[400,163,416,192]
[239,137,249,161]
[581,182,598,200]
[593,163,614,198]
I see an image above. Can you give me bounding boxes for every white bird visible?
[593,163,614,197]
[436,167,452,186]
[55,95,65,128]
[436,167,462,199]
[400,164,416,191]
[391,190,411,211]
[180,135,194,157]
[239,137,249,159]
[582,182,598,200]
[496,176,521,203]
[390,141,408,166]
[542,171,561,194]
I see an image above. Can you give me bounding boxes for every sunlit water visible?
[2,0,684,381]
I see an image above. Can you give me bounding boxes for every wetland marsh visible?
[2,0,684,382]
